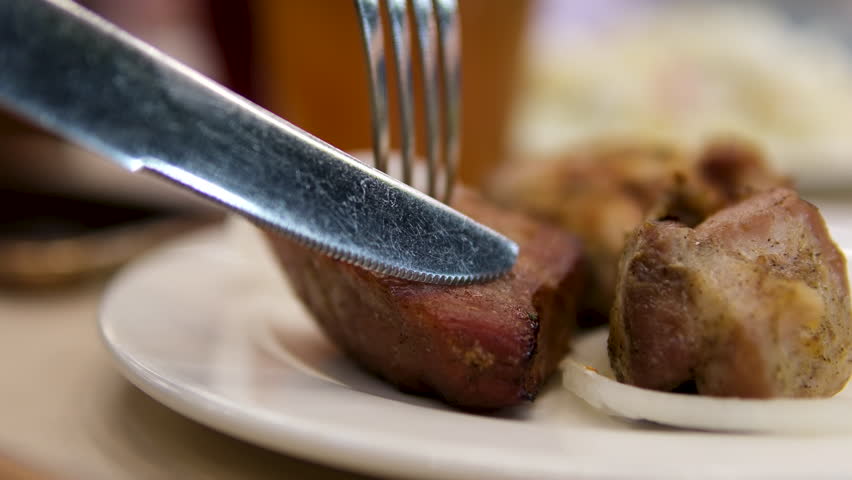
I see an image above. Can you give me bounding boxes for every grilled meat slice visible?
[266,188,583,409]
[488,139,789,320]
[609,188,852,397]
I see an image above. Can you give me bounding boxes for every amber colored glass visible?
[251,1,531,188]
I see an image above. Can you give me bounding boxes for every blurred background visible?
[3,1,852,476]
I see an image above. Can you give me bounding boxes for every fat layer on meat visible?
[609,188,852,397]
[266,188,583,409]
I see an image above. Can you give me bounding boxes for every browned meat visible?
[266,187,583,409]
[655,138,793,224]
[488,138,789,320]
[609,188,852,397]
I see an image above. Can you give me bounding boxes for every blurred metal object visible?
[354,0,390,175]
[410,0,441,198]
[0,0,517,285]
[433,0,461,203]
[386,0,415,186]
[0,190,220,287]
[0,218,214,288]
[355,0,461,203]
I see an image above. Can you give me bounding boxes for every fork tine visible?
[355,0,389,172]
[385,0,415,186]
[433,0,460,203]
[411,0,440,198]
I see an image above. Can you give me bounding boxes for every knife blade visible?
[0,0,518,285]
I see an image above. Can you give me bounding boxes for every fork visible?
[355,0,460,204]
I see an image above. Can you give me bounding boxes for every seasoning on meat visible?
[609,188,852,397]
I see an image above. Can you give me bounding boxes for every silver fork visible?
[355,0,460,204]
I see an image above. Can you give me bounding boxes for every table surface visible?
[0,277,375,480]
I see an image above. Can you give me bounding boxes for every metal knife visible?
[0,0,518,285]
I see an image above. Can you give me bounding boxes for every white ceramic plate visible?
[100,219,852,480]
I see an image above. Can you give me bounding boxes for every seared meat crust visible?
[609,188,852,397]
[489,139,790,319]
[267,188,583,409]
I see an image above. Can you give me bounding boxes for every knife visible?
[0,0,518,285]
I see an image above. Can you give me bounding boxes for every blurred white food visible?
[513,3,852,188]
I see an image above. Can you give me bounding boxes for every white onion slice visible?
[562,328,852,433]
